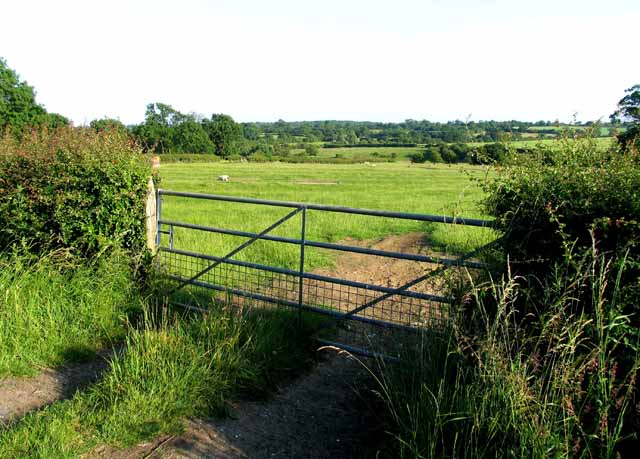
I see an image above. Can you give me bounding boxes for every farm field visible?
[158,162,497,271]
[467,135,614,148]
[268,137,615,162]
[289,145,423,160]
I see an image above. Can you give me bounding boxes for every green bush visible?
[161,153,221,163]
[0,127,152,258]
[470,142,508,164]
[484,135,640,272]
[478,132,640,456]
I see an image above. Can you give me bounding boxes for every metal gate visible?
[156,189,496,358]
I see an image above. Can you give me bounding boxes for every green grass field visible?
[290,145,423,160]
[289,137,615,161]
[158,162,496,271]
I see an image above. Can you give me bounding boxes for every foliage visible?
[202,114,244,158]
[160,153,221,162]
[374,247,640,458]
[469,142,508,164]
[236,119,619,146]
[0,127,152,258]
[0,306,316,456]
[89,118,127,134]
[422,146,444,163]
[484,133,640,275]
[611,84,640,151]
[171,119,214,153]
[410,142,473,164]
[0,249,140,377]
[305,143,320,156]
[0,57,69,134]
[465,129,640,457]
[131,102,181,153]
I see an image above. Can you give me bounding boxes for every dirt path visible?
[2,234,435,456]
[96,233,436,458]
[93,350,381,459]
[0,348,116,425]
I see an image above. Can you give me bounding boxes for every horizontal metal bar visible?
[170,301,210,314]
[159,220,489,270]
[166,207,302,296]
[158,189,494,227]
[165,274,422,333]
[315,339,401,363]
[161,247,452,304]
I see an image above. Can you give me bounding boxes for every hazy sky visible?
[2,0,639,124]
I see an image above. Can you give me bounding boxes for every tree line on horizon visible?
[1,57,637,163]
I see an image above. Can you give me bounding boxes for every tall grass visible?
[0,305,316,458]
[370,245,640,458]
[0,250,140,377]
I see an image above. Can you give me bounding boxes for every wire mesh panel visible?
[156,190,496,357]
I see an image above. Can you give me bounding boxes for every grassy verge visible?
[371,248,640,458]
[0,250,141,377]
[0,305,317,458]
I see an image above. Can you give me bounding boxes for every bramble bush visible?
[484,131,640,277]
[0,127,152,258]
[479,129,640,456]
[376,132,640,458]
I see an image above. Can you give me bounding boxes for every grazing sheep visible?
[218,175,230,182]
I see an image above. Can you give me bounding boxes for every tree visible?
[423,146,443,163]
[611,84,640,150]
[45,113,70,129]
[131,102,181,153]
[0,57,68,133]
[172,119,214,153]
[304,144,320,156]
[203,114,243,157]
[90,118,127,134]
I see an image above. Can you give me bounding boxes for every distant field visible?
[467,136,614,149]
[290,137,615,160]
[159,162,496,271]
[289,146,423,160]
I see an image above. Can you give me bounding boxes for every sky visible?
[1,0,639,125]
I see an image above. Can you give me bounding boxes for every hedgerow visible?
[0,127,152,258]
[484,133,640,275]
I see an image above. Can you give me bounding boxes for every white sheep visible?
[218,175,230,182]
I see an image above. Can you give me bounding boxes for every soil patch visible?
[91,351,380,459]
[314,232,436,289]
[0,348,117,425]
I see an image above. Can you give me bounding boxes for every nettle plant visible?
[0,126,152,258]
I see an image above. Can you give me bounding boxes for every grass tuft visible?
[0,304,316,457]
[0,250,140,377]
